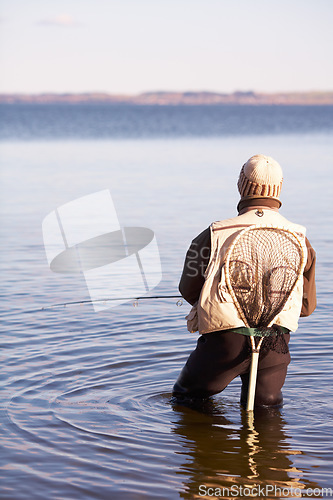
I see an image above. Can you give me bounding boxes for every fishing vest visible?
[194,208,307,334]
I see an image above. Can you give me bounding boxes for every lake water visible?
[0,104,333,499]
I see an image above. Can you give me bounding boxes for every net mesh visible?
[226,227,304,353]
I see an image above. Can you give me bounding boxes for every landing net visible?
[225,225,305,411]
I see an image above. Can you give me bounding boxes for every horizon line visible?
[1,89,333,96]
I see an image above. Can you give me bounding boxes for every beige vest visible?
[194,208,307,334]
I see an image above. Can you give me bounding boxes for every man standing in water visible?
[173,154,316,407]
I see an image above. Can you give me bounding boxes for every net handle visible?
[247,336,264,411]
[247,351,259,411]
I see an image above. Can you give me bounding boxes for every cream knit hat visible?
[237,154,283,201]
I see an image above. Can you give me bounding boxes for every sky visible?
[0,0,332,95]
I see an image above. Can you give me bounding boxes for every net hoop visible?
[224,224,306,331]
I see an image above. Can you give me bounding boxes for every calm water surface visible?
[0,106,333,499]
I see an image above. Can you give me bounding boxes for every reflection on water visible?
[171,400,320,498]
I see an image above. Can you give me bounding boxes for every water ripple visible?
[2,309,332,499]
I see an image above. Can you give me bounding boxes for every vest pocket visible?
[218,265,234,302]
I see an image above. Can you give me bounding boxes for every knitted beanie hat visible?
[237,154,283,201]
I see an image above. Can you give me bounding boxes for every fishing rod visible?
[22,295,184,314]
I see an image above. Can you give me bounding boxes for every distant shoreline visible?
[1,91,333,106]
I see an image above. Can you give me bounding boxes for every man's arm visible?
[179,228,211,305]
[301,237,317,317]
